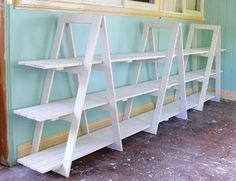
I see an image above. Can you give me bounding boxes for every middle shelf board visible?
[17,92,215,174]
[18,48,215,70]
[14,69,219,122]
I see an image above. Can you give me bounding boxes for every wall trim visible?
[221,89,236,101]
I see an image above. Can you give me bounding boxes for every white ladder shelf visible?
[14,14,223,177]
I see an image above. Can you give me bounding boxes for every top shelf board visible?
[18,48,225,70]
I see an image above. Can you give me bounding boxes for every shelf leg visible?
[81,111,89,134]
[54,115,81,177]
[212,30,221,102]
[147,25,180,134]
[194,27,220,111]
[31,122,44,153]
[31,19,65,153]
[175,27,187,120]
[100,17,122,151]
[123,25,150,120]
[55,15,103,177]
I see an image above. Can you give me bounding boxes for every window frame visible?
[13,0,204,21]
[182,0,204,17]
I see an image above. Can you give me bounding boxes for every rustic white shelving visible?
[14,14,223,177]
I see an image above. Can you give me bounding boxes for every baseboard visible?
[18,87,227,159]
[207,87,236,101]
[221,89,236,101]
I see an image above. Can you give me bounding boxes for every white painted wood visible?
[14,95,107,122]
[213,28,221,102]
[15,16,223,177]
[174,26,187,120]
[99,17,123,151]
[123,24,149,120]
[31,17,66,154]
[65,23,79,95]
[194,25,221,111]
[14,69,219,122]
[55,15,103,177]
[19,59,101,69]
[149,24,182,134]
[19,48,223,70]
[16,88,214,175]
[81,111,90,134]
[184,24,222,111]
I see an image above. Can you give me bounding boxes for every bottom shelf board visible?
[186,92,215,110]
[17,114,152,174]
[17,92,215,174]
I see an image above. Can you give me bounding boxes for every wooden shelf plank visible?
[14,93,108,122]
[17,92,215,174]
[19,48,224,70]
[14,69,219,122]
[19,58,102,70]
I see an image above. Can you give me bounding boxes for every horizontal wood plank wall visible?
[0,0,8,166]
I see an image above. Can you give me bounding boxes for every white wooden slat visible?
[115,80,160,101]
[14,69,220,123]
[17,114,152,174]
[187,92,215,109]
[18,48,226,70]
[110,52,166,63]
[14,93,108,122]
[18,127,114,174]
[17,91,215,174]
[19,59,102,70]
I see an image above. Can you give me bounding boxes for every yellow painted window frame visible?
[182,0,204,17]
[13,0,204,21]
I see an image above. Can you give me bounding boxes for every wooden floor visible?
[1,99,236,180]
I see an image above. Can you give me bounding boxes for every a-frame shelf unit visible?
[184,24,223,111]
[13,14,223,177]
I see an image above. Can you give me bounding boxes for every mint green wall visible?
[204,0,235,91]
[6,5,197,165]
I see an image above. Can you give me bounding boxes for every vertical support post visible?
[65,23,79,95]
[123,25,150,120]
[99,17,123,151]
[149,28,158,80]
[65,24,90,135]
[148,28,159,105]
[55,16,102,177]
[192,34,199,94]
[175,26,188,120]
[213,28,221,102]
[184,25,195,70]
[31,19,65,154]
[80,111,89,134]
[195,27,220,111]
[146,25,180,134]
